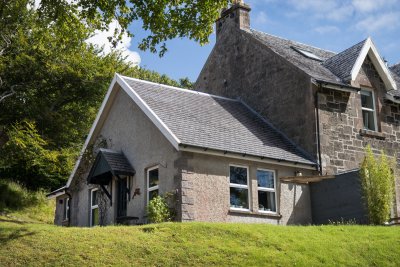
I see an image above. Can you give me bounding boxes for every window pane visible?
[361,91,374,109]
[258,191,276,212]
[362,110,376,131]
[257,170,275,189]
[149,189,159,202]
[230,166,247,185]
[92,208,99,226]
[230,187,249,209]
[91,190,98,206]
[148,168,159,188]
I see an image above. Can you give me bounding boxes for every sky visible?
[89,0,400,82]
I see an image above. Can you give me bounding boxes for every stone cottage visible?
[195,1,400,223]
[48,1,400,226]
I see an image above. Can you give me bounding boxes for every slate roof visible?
[248,29,343,84]
[122,77,316,166]
[322,39,367,81]
[388,64,400,97]
[98,148,135,175]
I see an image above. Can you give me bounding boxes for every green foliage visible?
[147,195,172,223]
[360,145,395,225]
[0,1,189,191]
[37,0,231,56]
[0,179,55,224]
[0,121,76,190]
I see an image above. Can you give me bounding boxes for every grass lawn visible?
[0,217,399,267]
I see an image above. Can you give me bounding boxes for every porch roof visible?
[87,149,135,185]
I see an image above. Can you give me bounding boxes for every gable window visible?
[90,188,99,227]
[63,197,70,221]
[361,89,377,131]
[257,169,277,213]
[229,165,249,210]
[147,166,159,203]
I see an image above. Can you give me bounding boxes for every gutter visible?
[313,79,361,93]
[180,144,317,170]
[385,93,400,104]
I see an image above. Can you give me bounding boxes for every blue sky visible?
[124,0,400,82]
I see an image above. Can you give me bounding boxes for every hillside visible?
[1,217,399,266]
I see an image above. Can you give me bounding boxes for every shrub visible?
[147,195,172,223]
[0,179,55,223]
[360,145,395,225]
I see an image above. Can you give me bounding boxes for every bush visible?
[360,145,395,225]
[0,179,55,223]
[147,195,172,223]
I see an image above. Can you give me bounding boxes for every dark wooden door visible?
[117,177,127,217]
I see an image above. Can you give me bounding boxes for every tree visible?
[360,145,395,225]
[0,1,191,190]
[0,121,76,190]
[37,0,231,56]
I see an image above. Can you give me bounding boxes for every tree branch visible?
[0,89,15,103]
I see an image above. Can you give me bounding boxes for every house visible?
[48,1,400,226]
[48,74,321,226]
[195,1,400,223]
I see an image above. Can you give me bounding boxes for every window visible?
[361,89,377,131]
[257,169,277,213]
[90,188,99,227]
[229,165,249,210]
[63,197,70,220]
[147,166,159,203]
[291,46,323,61]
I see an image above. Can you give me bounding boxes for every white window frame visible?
[147,165,159,204]
[256,168,278,214]
[229,164,250,211]
[360,88,378,131]
[90,188,99,227]
[64,197,70,220]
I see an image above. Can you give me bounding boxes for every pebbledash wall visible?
[56,85,181,226]
[179,152,315,225]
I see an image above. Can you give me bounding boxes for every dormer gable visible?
[324,38,397,91]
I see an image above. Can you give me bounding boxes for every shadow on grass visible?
[0,227,36,245]
[0,217,27,225]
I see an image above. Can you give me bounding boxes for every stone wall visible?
[318,56,400,174]
[195,20,317,159]
[318,56,400,216]
[178,151,314,225]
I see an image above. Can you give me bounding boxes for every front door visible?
[117,177,127,217]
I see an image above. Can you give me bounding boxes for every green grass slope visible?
[0,219,399,266]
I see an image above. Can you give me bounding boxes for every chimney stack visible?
[216,1,251,40]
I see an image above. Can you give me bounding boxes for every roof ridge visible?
[238,99,317,165]
[323,38,368,64]
[120,75,239,102]
[249,28,337,54]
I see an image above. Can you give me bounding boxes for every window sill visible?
[229,209,282,219]
[359,129,385,140]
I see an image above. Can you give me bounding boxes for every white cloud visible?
[352,0,397,13]
[287,0,353,21]
[86,20,141,66]
[314,25,340,34]
[355,12,400,32]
